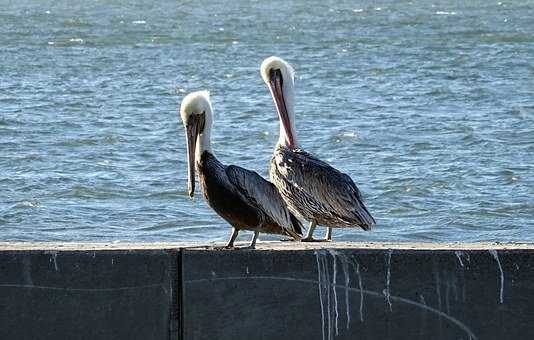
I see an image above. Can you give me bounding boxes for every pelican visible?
[260,57,376,242]
[180,91,303,248]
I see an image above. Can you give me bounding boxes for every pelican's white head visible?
[260,56,298,148]
[180,90,213,129]
[180,90,213,197]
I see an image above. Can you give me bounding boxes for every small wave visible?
[47,38,86,47]
[55,135,125,147]
[330,131,360,143]
[23,201,40,208]
[138,221,177,231]
[102,135,124,145]
[145,190,185,199]
[55,138,98,147]
[176,224,220,234]
[132,20,146,24]
[409,142,438,151]
[7,200,41,210]
[493,202,534,214]
[56,185,133,199]
[499,169,520,184]
[63,18,93,28]
[15,153,43,161]
[435,11,456,15]
[341,131,358,138]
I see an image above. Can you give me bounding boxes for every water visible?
[1,0,533,242]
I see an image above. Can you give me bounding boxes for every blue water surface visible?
[1,0,533,242]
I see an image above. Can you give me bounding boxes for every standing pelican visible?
[260,57,375,241]
[180,91,302,248]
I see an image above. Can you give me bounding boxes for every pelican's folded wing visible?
[288,149,376,228]
[226,165,302,237]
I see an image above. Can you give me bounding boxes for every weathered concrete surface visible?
[0,249,180,340]
[1,240,533,251]
[2,242,534,340]
[182,246,534,340]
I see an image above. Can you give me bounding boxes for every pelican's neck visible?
[196,111,213,162]
[278,78,298,148]
[278,120,297,148]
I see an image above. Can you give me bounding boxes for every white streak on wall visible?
[340,255,350,329]
[356,261,364,322]
[187,275,479,340]
[383,249,393,312]
[455,251,464,267]
[324,255,332,340]
[315,252,326,340]
[489,250,504,304]
[22,256,33,285]
[327,250,339,336]
[347,259,364,322]
[49,252,59,272]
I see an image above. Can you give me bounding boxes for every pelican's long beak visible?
[268,69,295,148]
[185,115,202,198]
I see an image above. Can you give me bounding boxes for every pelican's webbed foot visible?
[279,238,297,242]
[239,244,256,250]
[301,237,331,243]
[301,224,332,242]
[216,227,239,250]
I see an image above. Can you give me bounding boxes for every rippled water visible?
[1,0,533,242]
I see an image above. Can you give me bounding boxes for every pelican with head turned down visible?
[260,57,376,242]
[180,91,302,248]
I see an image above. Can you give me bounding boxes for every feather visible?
[270,145,375,229]
[226,164,303,238]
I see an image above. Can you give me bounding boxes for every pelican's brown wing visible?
[226,165,303,238]
[272,146,375,229]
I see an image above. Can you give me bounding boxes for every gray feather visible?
[270,145,375,229]
[226,165,303,236]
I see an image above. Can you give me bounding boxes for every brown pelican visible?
[260,57,376,242]
[180,91,303,248]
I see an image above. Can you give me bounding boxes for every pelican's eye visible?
[269,68,283,87]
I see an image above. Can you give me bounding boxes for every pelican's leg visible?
[324,227,332,241]
[225,228,239,249]
[303,220,331,242]
[246,231,260,249]
[302,220,318,242]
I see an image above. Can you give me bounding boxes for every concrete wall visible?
[1,242,534,340]
[0,249,180,340]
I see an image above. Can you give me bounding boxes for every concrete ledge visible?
[2,242,534,340]
[2,240,533,250]
[0,247,180,340]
